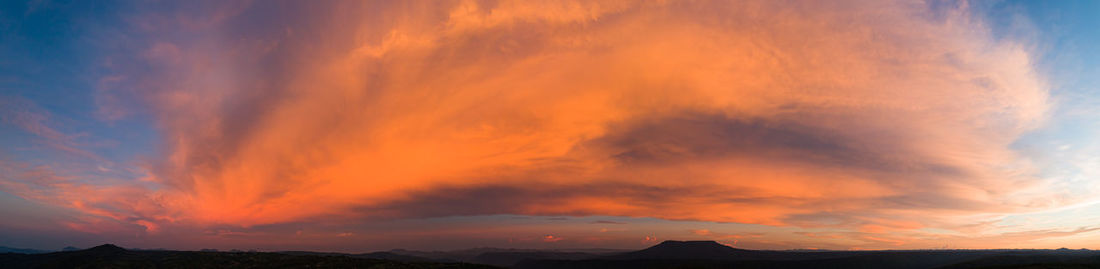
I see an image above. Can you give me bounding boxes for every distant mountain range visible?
[0,247,48,255]
[0,246,84,254]
[3,241,1100,268]
[0,244,496,269]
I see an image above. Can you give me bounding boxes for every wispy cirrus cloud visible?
[0,97,102,160]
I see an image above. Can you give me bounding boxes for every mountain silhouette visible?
[610,240,752,260]
[84,244,126,254]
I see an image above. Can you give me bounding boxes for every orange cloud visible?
[2,0,1060,248]
[542,235,562,242]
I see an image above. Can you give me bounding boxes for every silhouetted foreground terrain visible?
[0,244,497,269]
[516,241,1100,269]
[3,241,1100,268]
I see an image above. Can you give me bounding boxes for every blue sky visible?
[2,0,1100,251]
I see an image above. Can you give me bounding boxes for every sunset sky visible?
[2,0,1100,252]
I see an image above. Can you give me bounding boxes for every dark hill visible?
[85,244,126,254]
[609,240,752,260]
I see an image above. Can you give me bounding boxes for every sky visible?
[1,0,1100,252]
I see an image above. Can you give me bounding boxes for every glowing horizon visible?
[3,0,1100,252]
